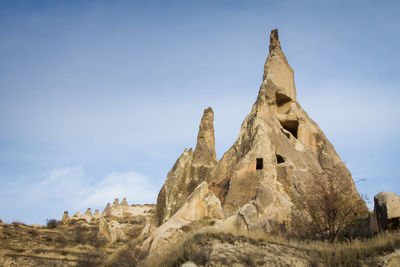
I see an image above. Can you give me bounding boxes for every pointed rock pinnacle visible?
[193,107,217,166]
[269,29,281,53]
[84,208,92,215]
[262,28,296,101]
[121,197,128,207]
[102,203,111,217]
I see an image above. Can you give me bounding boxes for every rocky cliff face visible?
[156,29,367,233]
[156,107,217,225]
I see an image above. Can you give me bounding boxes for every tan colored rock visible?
[102,203,112,217]
[121,197,128,207]
[99,217,112,242]
[112,198,119,208]
[207,29,366,229]
[61,211,69,224]
[156,108,218,225]
[145,182,223,253]
[153,28,366,237]
[98,217,127,243]
[92,209,101,220]
[182,262,198,267]
[263,29,296,100]
[374,192,400,231]
[81,208,92,223]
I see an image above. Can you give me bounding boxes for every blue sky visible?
[0,0,399,224]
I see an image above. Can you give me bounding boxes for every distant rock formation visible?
[62,198,154,228]
[156,107,218,225]
[155,29,367,235]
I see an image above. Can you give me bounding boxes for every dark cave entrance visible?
[276,154,285,164]
[280,120,299,139]
[256,158,263,170]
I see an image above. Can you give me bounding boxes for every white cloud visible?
[26,167,157,214]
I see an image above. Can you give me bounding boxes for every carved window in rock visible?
[280,120,298,139]
[276,154,285,164]
[256,158,263,170]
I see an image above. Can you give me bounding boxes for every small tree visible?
[291,166,368,242]
[46,219,59,229]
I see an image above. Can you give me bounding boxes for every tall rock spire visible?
[155,29,366,236]
[269,28,281,53]
[193,107,217,166]
[156,107,218,225]
[207,28,366,232]
[262,29,296,101]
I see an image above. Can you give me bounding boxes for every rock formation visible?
[374,192,400,231]
[156,29,367,234]
[145,182,223,253]
[61,211,69,224]
[156,107,217,225]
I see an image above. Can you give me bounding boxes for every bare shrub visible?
[46,219,59,229]
[107,245,148,267]
[28,229,39,236]
[76,251,105,267]
[291,166,368,242]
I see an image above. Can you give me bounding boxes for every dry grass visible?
[144,228,400,267]
[105,243,148,267]
[11,221,28,227]
[308,231,400,266]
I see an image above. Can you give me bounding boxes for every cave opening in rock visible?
[275,91,292,114]
[276,91,292,106]
[276,154,285,164]
[280,120,298,139]
[256,158,263,170]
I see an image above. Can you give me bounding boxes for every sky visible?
[0,0,399,224]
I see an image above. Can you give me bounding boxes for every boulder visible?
[99,217,127,243]
[145,182,223,253]
[374,192,400,231]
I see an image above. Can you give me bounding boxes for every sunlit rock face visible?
[156,107,217,225]
[144,182,223,253]
[374,192,400,231]
[156,29,367,234]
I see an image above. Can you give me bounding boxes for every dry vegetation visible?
[291,167,369,242]
[143,229,400,267]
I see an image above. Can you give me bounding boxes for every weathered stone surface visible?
[82,208,92,223]
[102,203,112,217]
[182,261,198,267]
[206,29,366,231]
[145,182,223,253]
[153,29,366,236]
[374,192,400,231]
[156,108,218,225]
[92,209,101,220]
[121,197,128,207]
[62,211,69,224]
